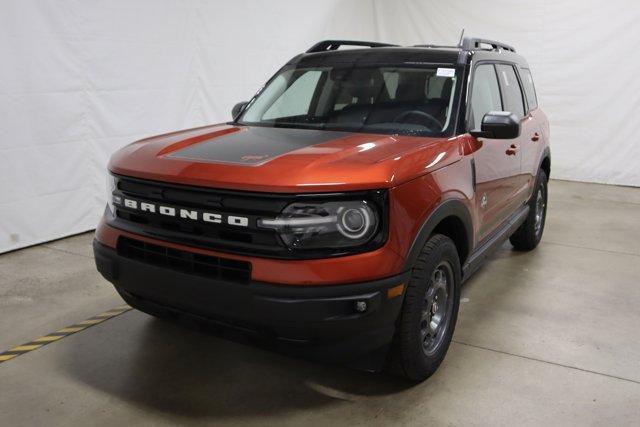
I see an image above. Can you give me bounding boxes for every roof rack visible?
[305,37,515,55]
[460,37,516,52]
[306,40,398,53]
[413,44,460,49]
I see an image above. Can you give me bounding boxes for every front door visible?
[468,63,523,241]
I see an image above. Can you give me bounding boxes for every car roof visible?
[287,38,530,69]
[289,47,462,67]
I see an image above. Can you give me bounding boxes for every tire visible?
[389,234,461,381]
[510,169,548,251]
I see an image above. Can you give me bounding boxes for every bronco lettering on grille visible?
[116,197,249,227]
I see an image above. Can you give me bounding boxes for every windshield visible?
[238,65,458,136]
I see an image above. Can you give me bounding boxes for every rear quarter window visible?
[519,68,538,111]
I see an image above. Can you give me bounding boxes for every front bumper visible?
[93,239,408,366]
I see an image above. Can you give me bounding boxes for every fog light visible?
[354,301,367,313]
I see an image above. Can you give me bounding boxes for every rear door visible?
[495,63,532,205]
[469,63,523,241]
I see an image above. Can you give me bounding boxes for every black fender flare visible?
[402,199,474,272]
[539,146,551,178]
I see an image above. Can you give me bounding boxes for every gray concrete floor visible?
[1,179,639,426]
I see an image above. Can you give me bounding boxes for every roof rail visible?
[306,40,398,53]
[413,44,460,49]
[461,37,516,52]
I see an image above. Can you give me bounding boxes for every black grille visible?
[110,175,292,257]
[117,237,251,284]
[108,174,388,259]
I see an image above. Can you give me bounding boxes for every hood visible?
[109,124,464,193]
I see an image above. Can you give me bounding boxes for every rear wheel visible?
[510,169,548,250]
[390,234,461,381]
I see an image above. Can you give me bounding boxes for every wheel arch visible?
[403,199,473,271]
[540,147,551,181]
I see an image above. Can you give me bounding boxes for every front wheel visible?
[389,234,461,381]
[510,169,548,250]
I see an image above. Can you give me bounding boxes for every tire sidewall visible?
[399,235,461,380]
[531,170,548,245]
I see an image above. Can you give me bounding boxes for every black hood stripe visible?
[167,126,352,165]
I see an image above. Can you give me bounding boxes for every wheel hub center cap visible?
[431,302,438,314]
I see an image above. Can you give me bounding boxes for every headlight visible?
[258,200,379,250]
[106,174,117,214]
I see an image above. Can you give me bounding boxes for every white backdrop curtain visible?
[2,0,639,253]
[370,0,640,187]
[0,0,375,253]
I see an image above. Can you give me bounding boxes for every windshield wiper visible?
[270,122,323,130]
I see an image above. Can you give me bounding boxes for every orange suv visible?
[94,38,550,381]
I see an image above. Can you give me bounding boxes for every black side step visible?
[462,205,529,282]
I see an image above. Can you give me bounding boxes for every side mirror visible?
[470,111,520,139]
[231,101,248,120]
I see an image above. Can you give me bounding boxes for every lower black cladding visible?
[117,237,251,284]
[93,238,408,367]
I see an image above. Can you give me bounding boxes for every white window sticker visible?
[436,68,455,77]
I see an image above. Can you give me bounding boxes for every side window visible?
[495,64,525,118]
[519,68,538,111]
[263,70,322,119]
[470,64,502,130]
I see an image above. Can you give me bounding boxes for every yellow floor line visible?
[0,304,132,365]
[11,344,42,352]
[77,319,107,325]
[95,311,127,318]
[33,336,64,343]
[57,326,86,333]
[0,354,18,362]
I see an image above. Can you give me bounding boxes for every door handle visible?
[506,144,518,156]
[531,133,540,142]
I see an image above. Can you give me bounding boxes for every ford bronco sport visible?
[94,38,550,381]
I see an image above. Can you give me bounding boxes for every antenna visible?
[457,29,465,47]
